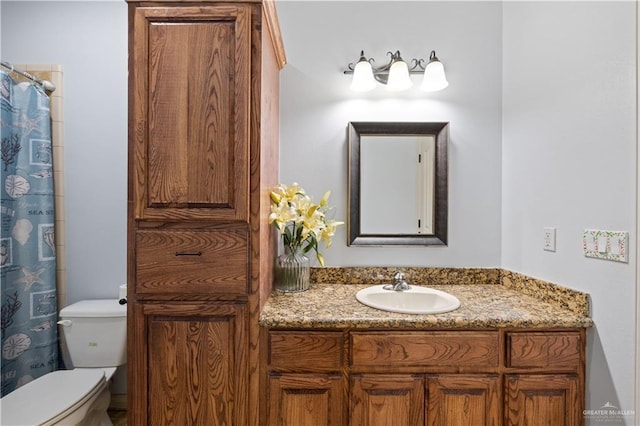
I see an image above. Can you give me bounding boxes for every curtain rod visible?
[0,61,56,92]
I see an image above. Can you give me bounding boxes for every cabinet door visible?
[267,374,344,426]
[427,375,500,426]
[505,374,581,426]
[131,5,251,222]
[131,302,247,425]
[351,375,425,426]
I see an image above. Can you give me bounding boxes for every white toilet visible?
[1,299,126,426]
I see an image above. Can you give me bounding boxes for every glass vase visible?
[274,248,310,293]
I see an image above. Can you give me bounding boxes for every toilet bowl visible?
[1,368,115,426]
[0,299,126,426]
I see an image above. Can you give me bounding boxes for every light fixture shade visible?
[386,59,412,91]
[350,58,377,92]
[421,51,449,92]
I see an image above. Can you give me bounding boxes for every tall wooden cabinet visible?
[126,1,285,424]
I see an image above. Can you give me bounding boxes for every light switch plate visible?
[583,229,628,263]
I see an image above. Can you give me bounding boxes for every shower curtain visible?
[1,70,58,397]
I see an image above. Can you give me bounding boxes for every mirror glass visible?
[360,134,435,235]
[348,122,449,246]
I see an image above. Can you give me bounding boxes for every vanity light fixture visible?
[344,50,449,93]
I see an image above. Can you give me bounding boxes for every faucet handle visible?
[393,271,405,282]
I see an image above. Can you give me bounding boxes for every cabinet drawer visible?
[136,229,248,296]
[351,331,499,367]
[507,332,582,368]
[268,331,343,371]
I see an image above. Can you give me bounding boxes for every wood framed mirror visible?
[348,121,449,246]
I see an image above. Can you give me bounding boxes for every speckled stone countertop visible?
[259,268,593,330]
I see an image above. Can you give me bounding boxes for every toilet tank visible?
[59,299,126,368]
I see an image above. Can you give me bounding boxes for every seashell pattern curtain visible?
[1,70,58,396]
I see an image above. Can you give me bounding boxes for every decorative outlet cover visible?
[582,229,629,263]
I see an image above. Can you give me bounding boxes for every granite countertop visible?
[259,282,593,330]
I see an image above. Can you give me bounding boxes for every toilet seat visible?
[99,366,118,382]
[1,369,106,426]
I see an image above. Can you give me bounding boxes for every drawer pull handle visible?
[175,251,202,257]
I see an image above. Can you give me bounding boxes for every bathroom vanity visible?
[259,269,592,426]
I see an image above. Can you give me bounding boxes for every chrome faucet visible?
[383,271,411,291]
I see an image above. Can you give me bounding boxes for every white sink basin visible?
[355,285,461,315]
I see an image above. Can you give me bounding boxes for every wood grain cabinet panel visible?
[268,374,344,426]
[505,374,581,426]
[507,332,582,369]
[351,331,499,367]
[350,374,425,426]
[131,5,251,222]
[268,331,343,372]
[140,303,247,426]
[427,375,500,426]
[136,229,248,296]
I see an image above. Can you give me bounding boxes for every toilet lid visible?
[0,369,105,426]
[59,299,126,317]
